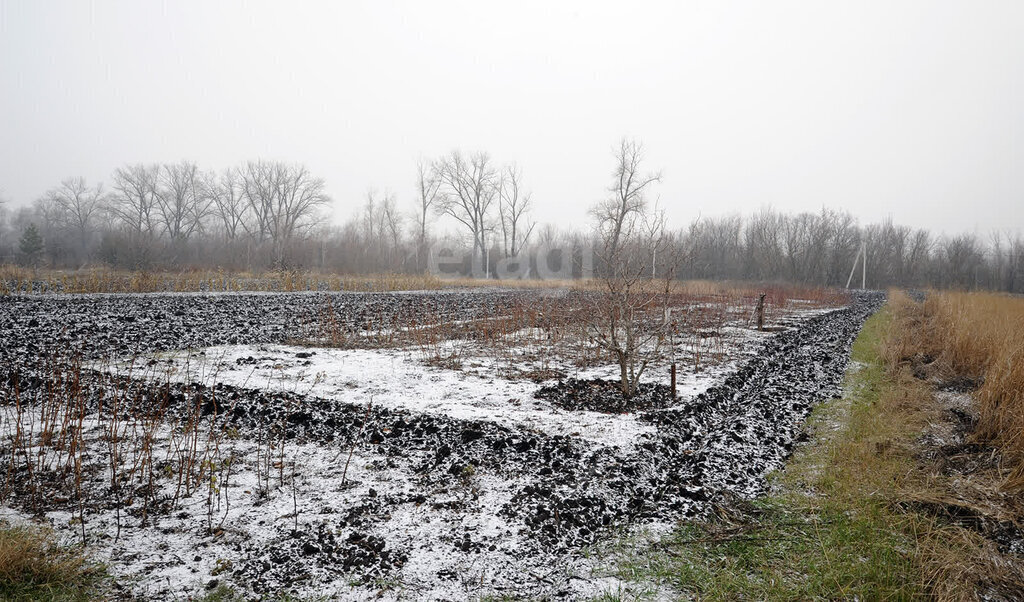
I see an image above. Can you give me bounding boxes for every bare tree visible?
[943,234,984,289]
[211,168,249,241]
[380,191,404,266]
[743,208,782,280]
[590,138,662,260]
[109,164,160,238]
[689,214,741,279]
[239,161,275,244]
[825,210,860,286]
[358,189,404,271]
[1009,234,1024,293]
[498,164,535,258]
[414,159,441,269]
[434,151,499,274]
[156,161,211,242]
[239,160,330,264]
[41,177,103,262]
[587,142,673,398]
[588,211,674,398]
[780,213,811,282]
[0,194,7,253]
[26,197,67,265]
[905,228,932,286]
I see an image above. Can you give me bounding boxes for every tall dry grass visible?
[886,290,1024,487]
[1,263,851,305]
[0,265,444,294]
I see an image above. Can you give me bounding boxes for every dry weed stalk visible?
[0,347,244,545]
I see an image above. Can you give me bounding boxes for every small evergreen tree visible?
[19,223,44,266]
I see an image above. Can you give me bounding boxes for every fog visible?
[2,1,1021,237]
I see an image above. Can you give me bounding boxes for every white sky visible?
[1,0,1021,236]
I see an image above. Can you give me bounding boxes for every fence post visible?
[756,292,766,331]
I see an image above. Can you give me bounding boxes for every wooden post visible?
[757,290,765,329]
[667,306,677,399]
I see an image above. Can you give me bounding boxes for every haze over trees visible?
[0,146,1021,294]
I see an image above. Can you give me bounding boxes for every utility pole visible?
[845,241,861,289]
[861,242,867,289]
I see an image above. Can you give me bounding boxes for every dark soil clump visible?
[0,288,887,597]
[535,378,675,413]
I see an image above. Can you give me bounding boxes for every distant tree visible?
[689,214,741,280]
[155,161,211,242]
[414,159,441,270]
[825,210,860,286]
[19,223,44,266]
[238,160,331,265]
[357,190,404,271]
[434,151,499,274]
[943,234,984,289]
[590,138,662,260]
[497,164,535,259]
[742,208,783,280]
[380,191,404,268]
[41,177,103,264]
[211,168,249,241]
[109,164,160,238]
[0,195,7,254]
[904,228,932,287]
[1009,235,1024,294]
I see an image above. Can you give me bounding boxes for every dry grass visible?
[1,263,851,308]
[917,518,1024,602]
[607,301,1024,601]
[0,265,444,294]
[886,289,1024,487]
[303,280,850,384]
[804,303,1024,600]
[0,522,106,601]
[351,273,848,310]
[606,309,930,600]
[881,290,1024,599]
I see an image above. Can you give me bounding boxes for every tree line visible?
[1,149,1021,293]
[680,209,1022,291]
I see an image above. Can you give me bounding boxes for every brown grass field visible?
[0,265,848,308]
[886,290,1024,487]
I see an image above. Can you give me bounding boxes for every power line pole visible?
[861,241,867,289]
[846,241,860,289]
[846,241,867,290]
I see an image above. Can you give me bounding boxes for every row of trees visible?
[680,210,1023,291]
[1,148,1021,293]
[1,160,331,268]
[0,153,538,275]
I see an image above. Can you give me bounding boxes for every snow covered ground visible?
[100,343,702,450]
[0,401,662,601]
[0,289,872,600]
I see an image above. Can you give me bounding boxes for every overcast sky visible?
[1,0,1021,237]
